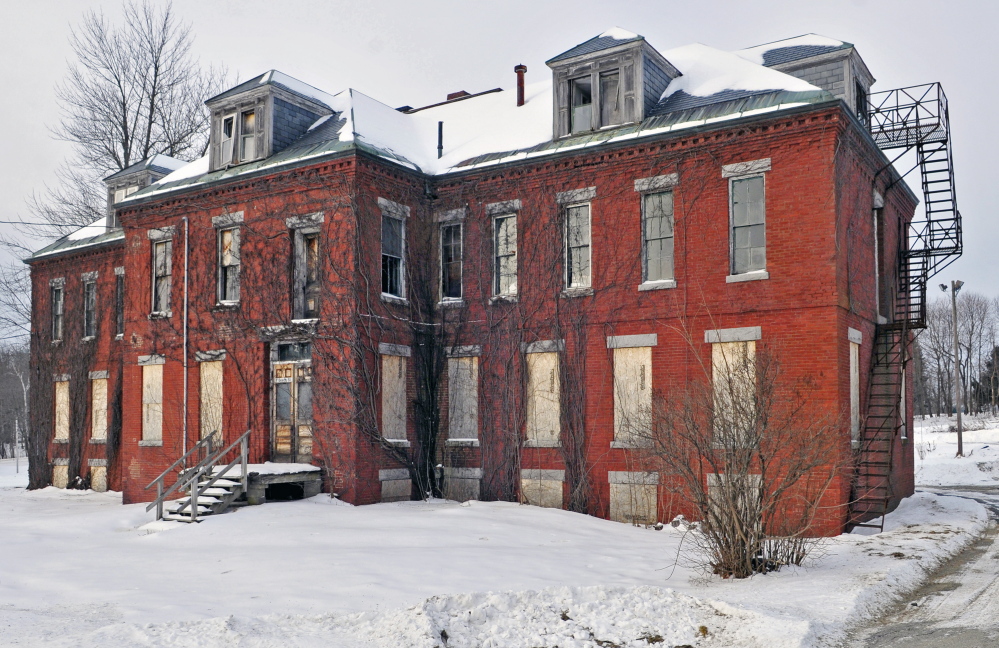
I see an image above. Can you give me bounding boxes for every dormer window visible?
[241,110,257,161]
[600,71,621,126]
[221,115,235,164]
[570,77,593,133]
[547,30,680,139]
[113,186,138,204]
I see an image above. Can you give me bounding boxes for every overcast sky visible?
[1,0,994,296]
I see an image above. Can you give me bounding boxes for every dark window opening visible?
[599,71,621,127]
[440,223,462,299]
[83,281,96,338]
[278,342,312,362]
[51,286,64,341]
[115,274,124,336]
[570,77,592,133]
[382,215,404,297]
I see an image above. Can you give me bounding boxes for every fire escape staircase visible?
[849,83,963,530]
[145,430,250,523]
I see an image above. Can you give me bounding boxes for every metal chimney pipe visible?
[515,64,527,106]
[437,121,443,159]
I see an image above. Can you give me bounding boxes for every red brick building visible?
[28,31,962,534]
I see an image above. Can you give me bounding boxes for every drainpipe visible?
[182,217,189,461]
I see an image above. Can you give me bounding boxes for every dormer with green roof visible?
[546,28,681,139]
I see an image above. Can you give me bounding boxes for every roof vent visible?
[447,91,470,101]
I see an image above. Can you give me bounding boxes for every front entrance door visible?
[272,342,313,463]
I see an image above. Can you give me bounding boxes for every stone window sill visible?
[148,311,172,320]
[490,294,518,304]
[138,440,163,447]
[438,299,465,309]
[446,439,480,447]
[51,340,63,346]
[561,286,594,298]
[383,438,411,448]
[82,336,95,343]
[610,440,652,449]
[381,294,408,306]
[114,334,124,341]
[523,439,561,448]
[638,279,676,292]
[214,302,240,311]
[53,438,69,444]
[89,438,107,445]
[726,270,769,284]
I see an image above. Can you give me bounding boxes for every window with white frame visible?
[218,227,240,303]
[51,284,64,341]
[643,191,674,282]
[83,279,96,338]
[440,223,462,300]
[152,240,172,314]
[494,214,517,295]
[730,175,766,274]
[382,214,404,298]
[566,203,591,288]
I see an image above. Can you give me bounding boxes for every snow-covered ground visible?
[914,414,999,486]
[0,456,987,648]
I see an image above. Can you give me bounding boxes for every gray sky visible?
[1,0,993,294]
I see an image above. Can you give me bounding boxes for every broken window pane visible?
[221,116,234,164]
[275,382,291,420]
[152,240,172,313]
[570,77,592,133]
[381,216,404,296]
[600,71,621,127]
[566,204,591,288]
[240,110,256,160]
[297,380,312,421]
[83,281,96,337]
[494,215,517,295]
[731,177,766,274]
[219,227,240,302]
[440,223,462,299]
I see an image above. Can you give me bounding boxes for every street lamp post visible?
[940,280,964,457]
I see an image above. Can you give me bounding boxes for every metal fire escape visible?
[850,83,963,529]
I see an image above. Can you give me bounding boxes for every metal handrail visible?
[147,430,250,521]
[144,434,215,520]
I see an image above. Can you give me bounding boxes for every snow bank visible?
[660,43,820,100]
[0,457,27,488]
[913,416,999,486]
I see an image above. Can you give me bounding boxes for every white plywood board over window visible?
[613,346,652,446]
[142,364,163,442]
[448,357,478,440]
[54,380,70,441]
[526,352,560,447]
[381,354,407,440]
[90,378,107,441]
[200,360,224,448]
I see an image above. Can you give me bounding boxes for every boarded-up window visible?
[850,341,860,445]
[382,354,407,440]
[54,380,70,441]
[90,466,107,492]
[609,472,658,525]
[91,378,107,441]
[142,364,163,442]
[448,357,478,440]
[526,352,560,446]
[712,341,756,445]
[200,360,223,448]
[707,472,762,534]
[613,346,652,445]
[52,464,69,489]
[520,470,564,509]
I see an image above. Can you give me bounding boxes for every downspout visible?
[183,217,189,461]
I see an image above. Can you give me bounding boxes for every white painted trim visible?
[634,173,678,192]
[848,327,863,344]
[485,199,522,215]
[722,158,771,178]
[556,187,596,204]
[607,334,657,349]
[726,270,769,283]
[379,343,411,357]
[608,471,659,485]
[377,197,410,218]
[379,468,409,481]
[521,339,565,354]
[137,354,166,366]
[212,211,244,228]
[520,469,565,482]
[704,326,761,343]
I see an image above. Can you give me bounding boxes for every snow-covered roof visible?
[104,154,187,182]
[207,69,338,109]
[735,34,852,68]
[28,217,124,262]
[126,43,831,205]
[546,27,644,64]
